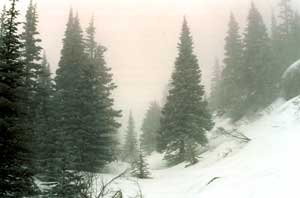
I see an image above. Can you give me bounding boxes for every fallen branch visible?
[217,127,251,142]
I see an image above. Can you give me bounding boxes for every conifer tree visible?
[0,0,38,196]
[218,13,244,119]
[209,57,222,112]
[241,3,274,113]
[159,18,213,165]
[20,0,44,174]
[49,10,88,197]
[276,0,295,72]
[82,16,121,170]
[123,112,138,163]
[140,101,161,155]
[131,149,151,179]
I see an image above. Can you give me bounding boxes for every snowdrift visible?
[103,96,300,198]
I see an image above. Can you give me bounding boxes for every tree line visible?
[0,0,120,197]
[210,0,300,120]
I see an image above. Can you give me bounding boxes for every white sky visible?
[1,0,300,131]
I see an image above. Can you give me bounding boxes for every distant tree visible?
[218,13,244,119]
[0,0,38,196]
[209,57,223,112]
[140,101,161,155]
[241,3,274,114]
[122,112,139,163]
[131,149,151,179]
[275,0,295,75]
[159,18,213,165]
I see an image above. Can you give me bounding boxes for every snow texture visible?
[98,96,300,197]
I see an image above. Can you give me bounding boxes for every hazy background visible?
[1,0,300,131]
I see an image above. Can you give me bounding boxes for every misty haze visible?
[1,0,300,197]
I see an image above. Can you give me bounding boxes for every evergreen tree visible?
[241,3,274,114]
[209,57,222,112]
[159,18,213,165]
[122,112,138,163]
[20,0,44,174]
[218,13,244,119]
[275,0,295,74]
[0,0,38,196]
[81,16,121,170]
[140,101,161,155]
[131,149,151,179]
[49,10,88,197]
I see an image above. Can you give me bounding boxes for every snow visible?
[98,96,300,198]
[282,59,300,80]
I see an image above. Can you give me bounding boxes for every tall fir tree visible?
[241,3,274,114]
[122,112,138,163]
[218,13,244,119]
[20,0,44,174]
[50,10,88,197]
[0,0,38,196]
[158,18,213,165]
[82,16,121,170]
[140,101,161,155]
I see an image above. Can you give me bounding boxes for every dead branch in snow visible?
[217,127,251,142]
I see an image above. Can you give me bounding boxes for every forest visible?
[1,0,300,197]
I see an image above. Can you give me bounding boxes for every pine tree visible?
[20,0,44,175]
[49,10,88,197]
[159,18,213,165]
[241,3,274,114]
[122,112,138,163]
[218,13,244,119]
[131,149,151,179]
[140,101,161,155]
[276,0,295,73]
[209,57,222,112]
[0,0,38,196]
[34,52,55,178]
[81,16,121,171]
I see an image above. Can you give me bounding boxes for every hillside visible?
[104,96,300,198]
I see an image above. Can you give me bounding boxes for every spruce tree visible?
[122,112,138,163]
[131,149,151,179]
[82,16,121,171]
[50,10,88,197]
[242,3,274,113]
[20,0,44,174]
[159,18,213,165]
[209,57,222,112]
[276,0,295,72]
[0,0,38,196]
[219,13,244,119]
[140,101,161,155]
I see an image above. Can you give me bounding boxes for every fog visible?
[1,0,300,129]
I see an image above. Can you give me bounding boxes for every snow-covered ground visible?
[103,96,300,198]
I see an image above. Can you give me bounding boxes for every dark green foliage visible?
[0,0,38,196]
[123,112,138,163]
[159,18,213,165]
[47,11,120,196]
[241,3,274,114]
[131,149,151,179]
[140,101,161,155]
[218,13,244,119]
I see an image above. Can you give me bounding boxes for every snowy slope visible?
[104,96,300,198]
